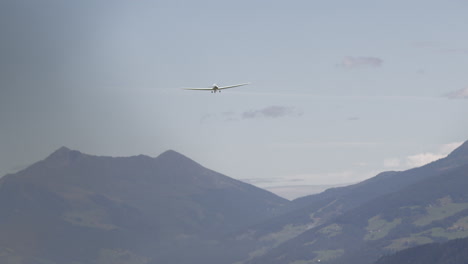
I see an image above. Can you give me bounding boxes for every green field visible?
[385,235,433,251]
[365,215,402,241]
[318,224,342,238]
[260,224,310,246]
[413,200,468,227]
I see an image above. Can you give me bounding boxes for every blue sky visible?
[1,0,467,199]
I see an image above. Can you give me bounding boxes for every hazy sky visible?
[1,0,467,199]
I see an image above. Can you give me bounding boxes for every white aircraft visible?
[183,83,250,93]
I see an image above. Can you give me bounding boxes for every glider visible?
[183,83,250,93]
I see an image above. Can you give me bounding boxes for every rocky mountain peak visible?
[43,146,84,168]
[156,149,200,168]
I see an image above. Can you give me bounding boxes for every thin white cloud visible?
[338,56,383,69]
[200,106,301,123]
[384,142,463,169]
[384,158,401,168]
[407,142,463,167]
[242,105,302,119]
[444,87,468,99]
[406,153,446,167]
[439,142,464,154]
[254,141,464,199]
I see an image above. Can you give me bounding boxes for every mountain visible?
[228,141,468,263]
[244,141,468,264]
[2,142,468,264]
[0,147,289,264]
[374,237,468,264]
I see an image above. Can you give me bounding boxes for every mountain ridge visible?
[0,147,289,264]
[1,141,467,264]
[244,141,468,264]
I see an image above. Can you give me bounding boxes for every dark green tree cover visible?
[375,238,468,264]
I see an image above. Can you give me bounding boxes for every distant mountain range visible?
[0,141,467,264]
[243,141,468,264]
[0,147,288,264]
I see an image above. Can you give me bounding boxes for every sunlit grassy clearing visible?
[413,202,468,226]
[365,215,402,241]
